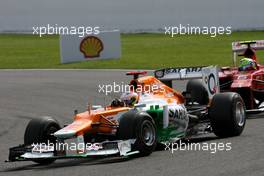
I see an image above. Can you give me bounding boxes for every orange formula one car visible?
[7,67,246,164]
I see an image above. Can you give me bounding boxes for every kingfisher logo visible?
[80,36,104,58]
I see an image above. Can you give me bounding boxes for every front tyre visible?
[117,111,157,156]
[134,114,157,156]
[24,116,61,164]
[209,92,246,137]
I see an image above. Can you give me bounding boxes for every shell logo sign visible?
[79,36,104,58]
[60,30,121,64]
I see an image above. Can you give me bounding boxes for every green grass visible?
[0,31,263,69]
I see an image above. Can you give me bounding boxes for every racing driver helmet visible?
[120,92,139,106]
[238,58,257,71]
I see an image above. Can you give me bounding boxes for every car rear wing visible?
[232,40,264,66]
[154,66,219,98]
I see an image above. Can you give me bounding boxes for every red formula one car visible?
[219,40,264,112]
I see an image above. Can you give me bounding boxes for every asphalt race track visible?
[0,70,264,176]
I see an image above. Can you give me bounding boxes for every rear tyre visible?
[186,79,209,105]
[24,116,61,165]
[117,110,157,156]
[209,93,246,137]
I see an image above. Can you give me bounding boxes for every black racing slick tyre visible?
[24,116,61,165]
[186,79,209,105]
[117,110,157,156]
[209,92,246,138]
